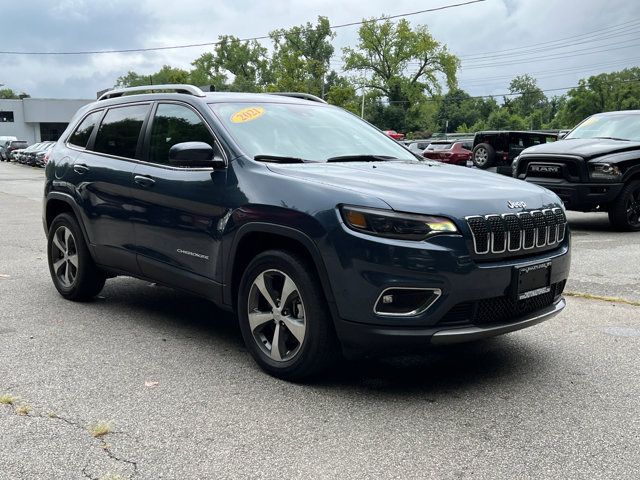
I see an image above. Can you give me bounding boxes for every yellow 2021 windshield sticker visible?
[231,107,265,123]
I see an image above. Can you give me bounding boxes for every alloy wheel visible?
[474,147,488,166]
[247,269,306,362]
[626,186,640,228]
[51,226,78,288]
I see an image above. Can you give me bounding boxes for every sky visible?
[0,0,638,100]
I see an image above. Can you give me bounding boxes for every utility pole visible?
[361,86,366,119]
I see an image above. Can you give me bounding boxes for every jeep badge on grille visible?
[507,201,527,209]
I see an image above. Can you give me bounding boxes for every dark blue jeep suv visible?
[43,85,571,379]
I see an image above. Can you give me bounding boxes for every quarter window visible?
[68,111,102,148]
[149,103,218,165]
[93,104,150,159]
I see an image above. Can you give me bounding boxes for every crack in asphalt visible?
[565,291,640,307]
[0,401,138,479]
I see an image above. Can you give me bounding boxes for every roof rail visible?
[267,92,327,104]
[98,84,206,101]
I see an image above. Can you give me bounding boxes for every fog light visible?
[374,288,442,316]
[382,294,394,304]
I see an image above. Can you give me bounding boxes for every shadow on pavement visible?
[96,278,551,392]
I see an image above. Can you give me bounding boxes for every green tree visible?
[115,65,189,87]
[506,74,547,118]
[212,36,270,92]
[269,17,335,96]
[558,68,640,127]
[343,18,459,109]
[0,88,30,99]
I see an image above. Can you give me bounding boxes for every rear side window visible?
[149,103,218,165]
[93,104,150,159]
[68,110,102,148]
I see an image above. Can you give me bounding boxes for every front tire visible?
[608,180,640,231]
[237,250,338,380]
[47,213,106,300]
[473,143,496,169]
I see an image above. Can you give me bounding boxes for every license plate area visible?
[514,261,552,300]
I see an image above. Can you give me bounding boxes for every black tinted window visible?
[149,104,217,165]
[93,105,149,158]
[68,111,102,148]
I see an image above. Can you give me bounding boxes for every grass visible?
[89,421,112,438]
[0,394,18,405]
[15,404,32,416]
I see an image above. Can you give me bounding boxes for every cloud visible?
[0,0,638,99]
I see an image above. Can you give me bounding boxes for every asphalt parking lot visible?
[1,161,638,480]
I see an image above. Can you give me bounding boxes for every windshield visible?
[566,112,640,141]
[209,102,416,162]
[427,142,454,150]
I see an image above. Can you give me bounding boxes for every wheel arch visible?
[44,192,95,257]
[224,223,337,317]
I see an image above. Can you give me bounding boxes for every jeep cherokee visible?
[513,110,640,231]
[43,84,571,379]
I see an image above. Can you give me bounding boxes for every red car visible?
[423,140,473,166]
[383,130,405,141]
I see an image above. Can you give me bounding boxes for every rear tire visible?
[237,250,339,381]
[47,213,106,300]
[608,180,640,231]
[473,143,496,169]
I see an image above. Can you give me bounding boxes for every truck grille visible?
[466,208,566,257]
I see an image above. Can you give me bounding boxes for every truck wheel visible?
[47,213,106,300]
[237,250,339,381]
[473,143,496,169]
[608,180,640,231]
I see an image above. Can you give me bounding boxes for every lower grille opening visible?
[438,282,563,327]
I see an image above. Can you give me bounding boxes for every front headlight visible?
[589,163,622,181]
[340,205,458,240]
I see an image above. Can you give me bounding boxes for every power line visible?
[0,0,486,56]
[458,18,640,60]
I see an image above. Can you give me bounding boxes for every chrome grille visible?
[466,208,567,256]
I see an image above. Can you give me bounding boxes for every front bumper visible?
[336,297,565,352]
[323,222,571,352]
[524,179,623,210]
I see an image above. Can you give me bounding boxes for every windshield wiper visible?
[254,154,312,164]
[592,136,630,141]
[326,154,398,163]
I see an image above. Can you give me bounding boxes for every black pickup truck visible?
[513,110,640,231]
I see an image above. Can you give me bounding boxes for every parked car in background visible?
[423,139,473,166]
[405,139,431,155]
[472,131,557,170]
[514,110,640,231]
[383,130,405,141]
[25,141,55,167]
[6,140,29,161]
[14,142,46,164]
[33,142,55,167]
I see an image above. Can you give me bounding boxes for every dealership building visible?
[0,98,92,144]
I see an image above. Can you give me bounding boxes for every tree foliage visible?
[0,88,30,99]
[110,13,639,136]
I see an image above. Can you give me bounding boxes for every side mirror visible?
[168,142,225,168]
[558,132,567,140]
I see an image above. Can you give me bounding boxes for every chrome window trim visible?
[373,287,442,317]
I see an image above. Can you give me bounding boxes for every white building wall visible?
[0,98,92,145]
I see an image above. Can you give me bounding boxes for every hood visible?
[266,161,560,218]
[521,138,640,160]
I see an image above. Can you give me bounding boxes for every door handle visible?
[134,175,156,188]
[73,163,90,174]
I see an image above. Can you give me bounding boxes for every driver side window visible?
[149,103,220,165]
